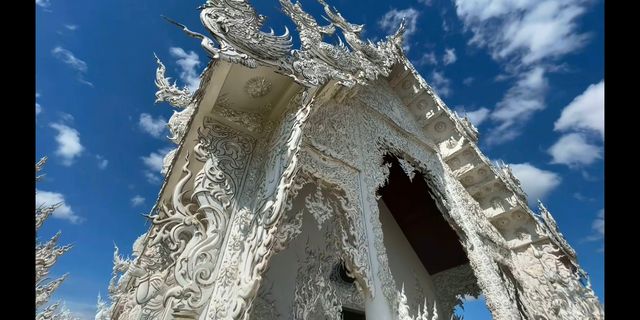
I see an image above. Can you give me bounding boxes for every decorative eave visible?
[384,44,577,257]
[148,59,217,220]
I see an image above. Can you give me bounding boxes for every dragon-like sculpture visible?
[164,0,291,68]
[165,0,405,87]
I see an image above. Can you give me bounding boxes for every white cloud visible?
[142,151,165,173]
[139,113,167,138]
[584,209,604,244]
[35,0,51,8]
[548,133,601,167]
[169,47,201,92]
[36,189,82,224]
[142,148,172,184]
[429,71,452,97]
[379,8,420,51]
[465,107,490,127]
[463,77,474,86]
[592,209,604,237]
[454,0,590,66]
[573,192,593,202]
[144,171,161,184]
[555,80,604,138]
[417,51,438,66]
[486,67,547,144]
[443,48,457,65]
[509,163,561,203]
[418,0,432,6]
[50,123,83,166]
[96,155,109,170]
[131,195,145,207]
[52,47,87,72]
[36,93,42,116]
[52,46,93,86]
[64,24,78,31]
[453,0,592,145]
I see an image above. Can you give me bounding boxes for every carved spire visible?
[154,54,192,109]
[95,293,111,320]
[36,274,68,309]
[535,200,577,260]
[36,157,73,318]
[36,231,72,283]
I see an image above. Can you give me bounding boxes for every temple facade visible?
[103,1,604,319]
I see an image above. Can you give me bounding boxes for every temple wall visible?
[378,200,439,317]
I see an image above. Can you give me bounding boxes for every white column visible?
[358,172,394,320]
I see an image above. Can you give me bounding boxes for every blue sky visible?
[36,0,604,318]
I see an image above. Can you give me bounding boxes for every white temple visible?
[104,1,604,319]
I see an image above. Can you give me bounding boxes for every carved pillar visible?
[191,89,316,320]
[159,117,257,319]
[360,177,394,320]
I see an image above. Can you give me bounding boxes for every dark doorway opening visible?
[378,154,469,274]
[342,307,366,320]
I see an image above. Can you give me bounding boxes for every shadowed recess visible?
[379,155,468,274]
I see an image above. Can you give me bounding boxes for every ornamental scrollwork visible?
[166,0,405,88]
[154,54,192,109]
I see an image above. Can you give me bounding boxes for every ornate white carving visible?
[36,157,73,319]
[293,242,342,320]
[212,103,265,133]
[397,285,439,320]
[109,1,604,320]
[245,77,272,98]
[431,264,481,318]
[249,284,281,320]
[200,90,315,320]
[95,294,111,320]
[154,54,192,108]
[167,0,404,87]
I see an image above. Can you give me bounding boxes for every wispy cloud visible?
[35,0,51,8]
[573,192,594,202]
[429,70,452,97]
[96,155,109,170]
[52,46,93,86]
[142,148,172,184]
[36,92,42,116]
[454,0,590,65]
[142,150,166,173]
[379,8,420,51]
[169,47,201,92]
[131,195,145,207]
[138,113,167,138]
[464,107,490,127]
[555,80,604,138]
[417,0,432,6]
[454,0,592,144]
[509,163,561,204]
[584,209,604,248]
[36,189,82,224]
[417,51,438,66]
[463,77,474,86]
[443,48,457,65]
[486,67,547,144]
[50,122,83,166]
[64,24,78,31]
[593,209,604,237]
[548,133,601,168]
